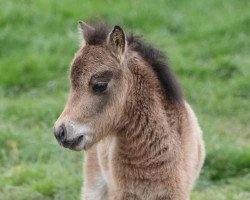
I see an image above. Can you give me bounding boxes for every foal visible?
[54,22,205,200]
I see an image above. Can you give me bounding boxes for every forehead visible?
[70,45,118,86]
[71,45,118,74]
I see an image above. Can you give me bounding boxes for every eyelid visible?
[90,70,113,83]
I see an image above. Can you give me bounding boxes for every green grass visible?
[0,0,249,199]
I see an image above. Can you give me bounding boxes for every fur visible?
[80,22,182,103]
[54,21,205,200]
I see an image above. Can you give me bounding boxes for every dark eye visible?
[92,82,108,93]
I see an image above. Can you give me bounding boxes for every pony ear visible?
[107,25,127,62]
[78,21,94,43]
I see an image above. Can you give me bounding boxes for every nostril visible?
[58,126,66,141]
[55,125,66,142]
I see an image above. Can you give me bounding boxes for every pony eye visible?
[92,82,108,93]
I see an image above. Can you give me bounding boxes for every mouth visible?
[60,135,86,151]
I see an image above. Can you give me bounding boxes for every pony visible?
[54,21,205,200]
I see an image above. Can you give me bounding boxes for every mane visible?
[83,22,110,45]
[127,35,183,103]
[84,23,183,103]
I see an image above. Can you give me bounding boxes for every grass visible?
[0,0,249,199]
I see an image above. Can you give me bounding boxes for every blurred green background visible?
[0,0,249,199]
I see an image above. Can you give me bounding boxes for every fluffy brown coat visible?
[54,22,205,200]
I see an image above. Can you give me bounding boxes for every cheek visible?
[69,92,110,122]
[88,95,110,116]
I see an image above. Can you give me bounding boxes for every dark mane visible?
[84,23,183,103]
[83,23,110,45]
[127,35,183,103]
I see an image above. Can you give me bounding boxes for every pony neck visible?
[115,56,182,165]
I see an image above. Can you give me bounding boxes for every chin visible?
[69,145,85,151]
[60,137,90,151]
